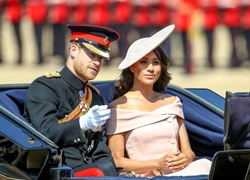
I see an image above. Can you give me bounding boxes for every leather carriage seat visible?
[0,88,28,122]
[224,91,250,150]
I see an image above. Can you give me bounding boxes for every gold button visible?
[77,138,81,142]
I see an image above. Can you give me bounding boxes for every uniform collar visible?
[60,66,87,91]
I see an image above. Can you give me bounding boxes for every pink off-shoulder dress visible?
[106,97,211,177]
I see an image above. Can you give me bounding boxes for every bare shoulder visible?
[109,93,180,108]
[109,96,128,108]
[162,93,179,104]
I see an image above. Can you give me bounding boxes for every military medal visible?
[79,87,89,112]
[58,86,92,124]
[80,88,101,132]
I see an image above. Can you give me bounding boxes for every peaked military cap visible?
[67,24,120,59]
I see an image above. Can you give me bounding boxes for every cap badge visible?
[103,37,108,45]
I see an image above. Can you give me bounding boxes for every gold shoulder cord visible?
[58,86,93,124]
[87,82,100,95]
[43,71,61,78]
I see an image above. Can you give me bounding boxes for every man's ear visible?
[70,44,78,59]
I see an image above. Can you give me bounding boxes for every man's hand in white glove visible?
[79,105,111,131]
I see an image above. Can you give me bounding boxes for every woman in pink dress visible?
[106,25,211,178]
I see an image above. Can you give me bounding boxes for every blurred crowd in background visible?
[0,0,250,74]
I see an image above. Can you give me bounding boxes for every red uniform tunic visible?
[133,2,151,28]
[111,0,133,59]
[113,0,132,25]
[200,0,219,30]
[220,0,240,28]
[48,0,69,24]
[25,0,48,24]
[150,0,170,28]
[4,0,22,23]
[69,0,88,23]
[241,0,250,29]
[173,0,199,32]
[88,0,111,26]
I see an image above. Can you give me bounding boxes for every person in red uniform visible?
[48,0,69,64]
[0,0,6,64]
[4,0,23,64]
[172,0,199,74]
[87,0,111,29]
[68,0,88,24]
[132,0,151,38]
[220,0,241,67]
[150,0,171,59]
[200,0,219,68]
[241,0,250,63]
[25,0,48,64]
[111,0,133,59]
[88,0,112,66]
[150,0,170,34]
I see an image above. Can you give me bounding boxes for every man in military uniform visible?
[23,24,120,177]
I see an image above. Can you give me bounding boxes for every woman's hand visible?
[159,152,188,172]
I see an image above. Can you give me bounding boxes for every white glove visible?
[79,105,111,131]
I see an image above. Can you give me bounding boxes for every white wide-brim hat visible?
[118,24,175,70]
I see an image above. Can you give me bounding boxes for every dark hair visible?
[113,46,172,99]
